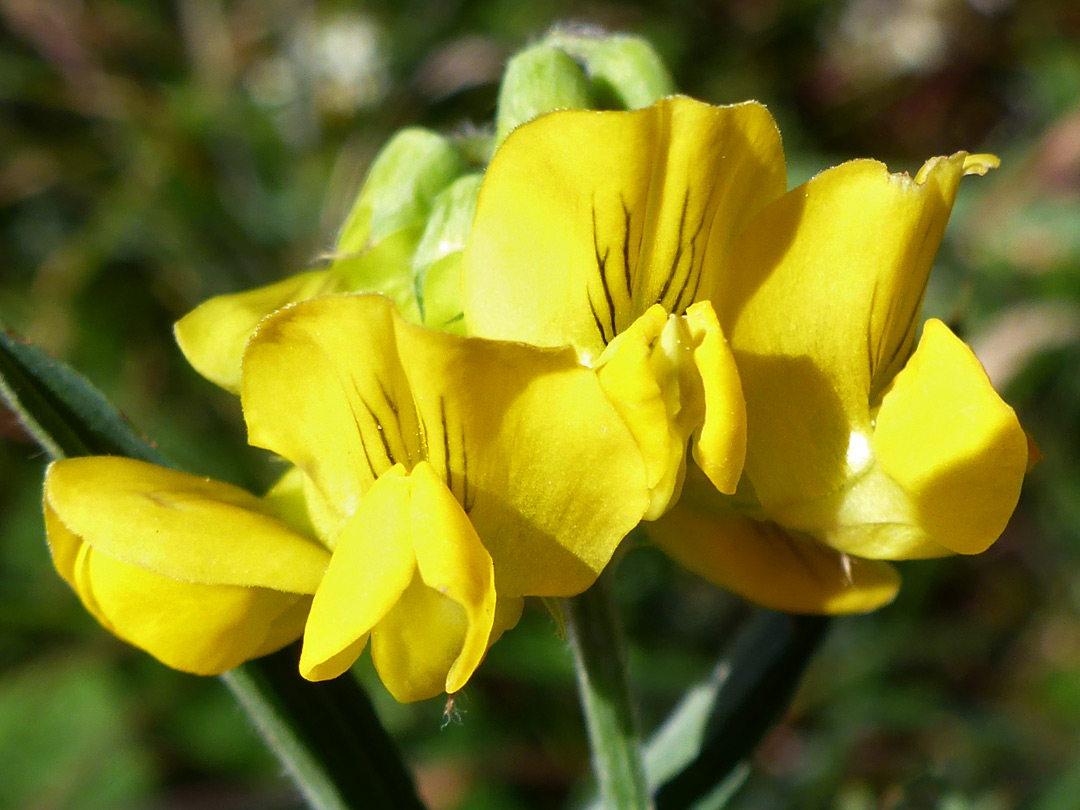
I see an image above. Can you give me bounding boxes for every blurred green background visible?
[1,1,1078,808]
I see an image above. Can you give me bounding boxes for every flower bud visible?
[546,31,675,111]
[413,173,483,334]
[336,127,463,254]
[495,44,592,145]
[175,127,465,390]
[331,128,464,322]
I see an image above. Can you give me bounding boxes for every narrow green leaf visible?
[0,323,426,810]
[650,611,830,810]
[0,325,166,464]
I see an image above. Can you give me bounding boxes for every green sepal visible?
[330,128,463,320]
[546,31,675,110]
[413,173,483,333]
[495,43,593,145]
[335,128,463,254]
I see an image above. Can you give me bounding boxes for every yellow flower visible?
[44,293,650,702]
[43,459,329,674]
[241,293,649,701]
[462,95,1030,614]
[465,96,761,519]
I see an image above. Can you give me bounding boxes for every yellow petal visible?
[595,304,688,518]
[684,301,746,495]
[721,154,986,512]
[242,295,422,540]
[873,319,1028,555]
[594,301,746,517]
[251,597,314,658]
[490,595,525,645]
[364,462,499,703]
[89,548,309,673]
[464,96,786,359]
[44,457,329,592]
[45,497,308,674]
[408,461,496,694]
[175,270,344,393]
[393,302,651,597]
[370,576,469,703]
[300,466,417,681]
[245,294,650,598]
[648,471,900,614]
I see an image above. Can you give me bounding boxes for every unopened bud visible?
[336,128,463,255]
[547,31,675,111]
[495,44,591,146]
[413,173,483,334]
[330,128,463,321]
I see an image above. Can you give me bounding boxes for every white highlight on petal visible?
[846,431,873,473]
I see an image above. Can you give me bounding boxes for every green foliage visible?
[2,1,1079,808]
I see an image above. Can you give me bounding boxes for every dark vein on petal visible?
[440,396,453,498]
[416,411,430,462]
[346,396,380,481]
[656,190,691,307]
[867,281,880,379]
[672,231,697,315]
[620,194,633,298]
[461,424,473,513]
[684,243,706,312]
[588,291,609,344]
[359,389,395,466]
[377,377,411,464]
[672,197,711,314]
[876,289,924,396]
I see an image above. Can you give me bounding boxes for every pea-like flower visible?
[44,293,650,702]
[465,96,767,520]
[462,95,1030,614]
[241,294,648,701]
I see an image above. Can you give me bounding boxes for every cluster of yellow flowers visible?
[42,95,1031,703]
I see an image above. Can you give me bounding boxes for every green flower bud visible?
[495,44,592,146]
[331,128,463,321]
[336,127,463,254]
[546,31,675,111]
[412,173,483,334]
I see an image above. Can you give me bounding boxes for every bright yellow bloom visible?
[240,293,649,701]
[43,459,328,674]
[465,97,761,519]
[462,95,1030,614]
[44,293,650,702]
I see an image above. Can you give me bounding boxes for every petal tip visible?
[963,153,1000,176]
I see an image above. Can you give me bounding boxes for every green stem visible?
[564,568,652,810]
[223,645,426,810]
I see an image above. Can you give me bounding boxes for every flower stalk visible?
[564,567,652,810]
